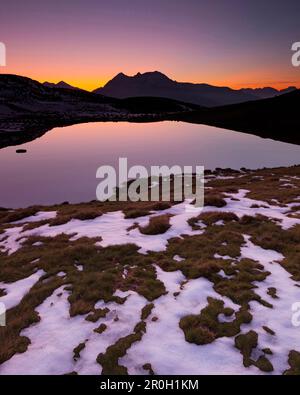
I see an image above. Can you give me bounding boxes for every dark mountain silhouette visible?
[239,86,296,100]
[93,71,297,107]
[0,74,299,148]
[0,74,200,148]
[43,81,82,90]
[176,89,300,145]
[0,74,200,120]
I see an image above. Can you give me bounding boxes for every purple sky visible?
[1,0,299,90]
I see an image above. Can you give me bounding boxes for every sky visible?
[0,0,300,90]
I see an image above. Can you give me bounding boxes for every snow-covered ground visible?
[0,181,300,375]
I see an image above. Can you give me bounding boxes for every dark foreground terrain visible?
[176,89,300,145]
[0,74,200,148]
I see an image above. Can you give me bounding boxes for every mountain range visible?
[44,71,296,107]
[176,89,300,145]
[0,73,299,148]
[43,81,83,91]
[0,74,200,148]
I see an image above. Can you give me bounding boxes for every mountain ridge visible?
[0,74,201,148]
[175,88,300,144]
[92,71,297,107]
[43,81,83,91]
[0,73,299,147]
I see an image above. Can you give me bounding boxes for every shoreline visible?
[1,164,300,210]
[1,111,300,149]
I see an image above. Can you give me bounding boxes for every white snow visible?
[1,190,300,256]
[0,226,26,255]
[203,189,300,230]
[0,287,147,375]
[0,201,203,255]
[240,235,300,374]
[1,188,300,375]
[173,255,185,262]
[120,266,258,375]
[12,211,57,224]
[0,270,45,310]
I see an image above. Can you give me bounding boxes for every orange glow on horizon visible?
[33,75,300,92]
[3,69,299,92]
[2,1,300,94]
[3,45,299,92]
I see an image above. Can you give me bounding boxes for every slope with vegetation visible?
[0,165,300,375]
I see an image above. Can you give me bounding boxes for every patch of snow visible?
[121,266,257,375]
[0,226,25,254]
[2,201,203,255]
[2,190,299,257]
[214,220,225,226]
[240,235,300,374]
[281,183,296,188]
[0,286,147,375]
[12,211,57,224]
[0,270,45,310]
[215,176,235,180]
[33,241,43,247]
[214,253,232,260]
[218,313,235,323]
[203,189,300,230]
[173,255,185,262]
[219,269,234,280]
[76,290,146,375]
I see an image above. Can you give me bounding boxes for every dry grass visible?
[96,309,148,375]
[179,297,252,345]
[235,330,273,372]
[284,350,300,375]
[94,323,107,334]
[188,211,238,229]
[0,235,166,364]
[143,363,155,375]
[198,211,239,226]
[141,303,154,320]
[206,165,300,206]
[1,164,299,371]
[139,214,172,235]
[0,207,41,224]
[3,199,174,231]
[73,342,86,361]
[204,194,227,208]
[85,307,109,323]
[0,277,63,364]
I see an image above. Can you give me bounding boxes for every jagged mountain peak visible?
[92,71,298,107]
[43,81,81,91]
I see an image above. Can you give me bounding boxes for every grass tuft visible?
[139,214,172,235]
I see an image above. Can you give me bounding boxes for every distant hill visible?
[93,71,297,107]
[239,86,296,100]
[0,74,200,147]
[1,74,299,148]
[43,81,83,91]
[0,74,200,120]
[176,89,300,145]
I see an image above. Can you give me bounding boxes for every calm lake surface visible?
[1,121,300,208]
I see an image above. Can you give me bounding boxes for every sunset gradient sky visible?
[1,0,299,91]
